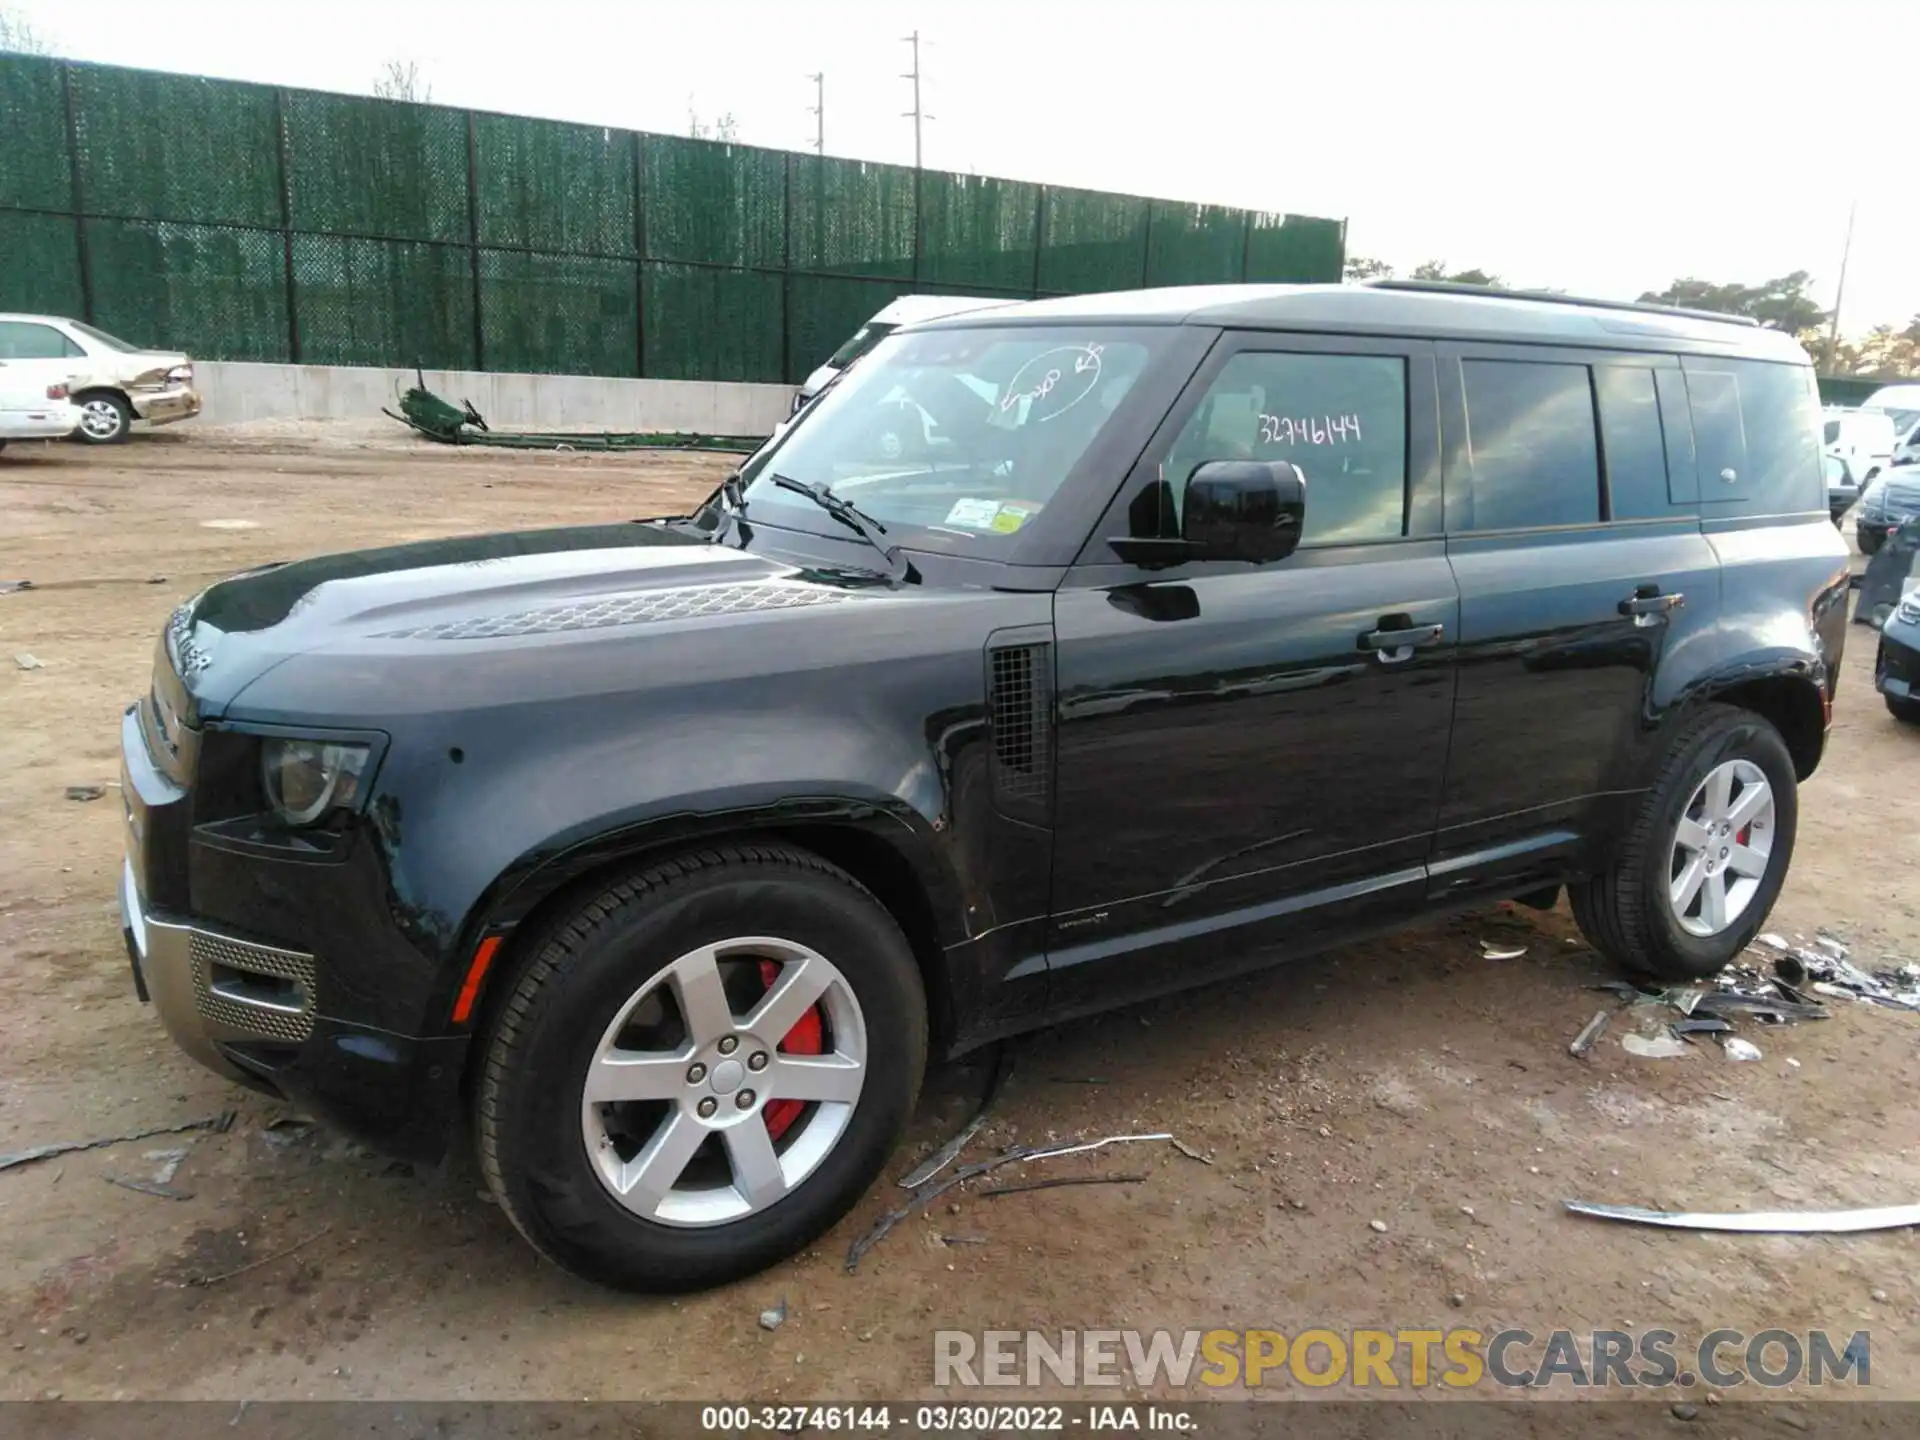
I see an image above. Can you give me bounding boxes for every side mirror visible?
[1106,461,1306,568]
[1184,460,1306,562]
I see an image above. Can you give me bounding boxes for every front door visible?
[1045,332,1458,1016]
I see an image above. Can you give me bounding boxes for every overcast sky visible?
[12,0,1917,333]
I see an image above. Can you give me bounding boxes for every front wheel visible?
[1886,693,1920,726]
[476,843,927,1292]
[1571,705,1797,982]
[73,391,132,444]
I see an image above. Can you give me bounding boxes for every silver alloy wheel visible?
[1669,758,1775,937]
[581,936,867,1227]
[80,398,125,440]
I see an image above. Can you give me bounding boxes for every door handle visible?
[1619,587,1684,623]
[1360,621,1444,663]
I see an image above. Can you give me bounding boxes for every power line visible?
[806,71,823,156]
[901,30,932,169]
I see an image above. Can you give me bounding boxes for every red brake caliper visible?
[758,960,822,1141]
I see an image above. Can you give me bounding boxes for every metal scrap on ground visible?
[1566,1198,1920,1235]
[898,1045,1012,1189]
[383,372,764,454]
[0,1112,236,1175]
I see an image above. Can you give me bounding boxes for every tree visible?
[1344,255,1394,281]
[1412,260,1504,287]
[1637,272,1827,337]
[687,104,739,143]
[372,59,431,103]
[0,5,51,53]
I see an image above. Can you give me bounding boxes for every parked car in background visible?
[1863,382,1920,437]
[1853,471,1920,555]
[1893,417,1920,469]
[1826,453,1857,523]
[0,314,200,444]
[1872,546,1920,721]
[790,295,1015,415]
[1822,405,1895,496]
[0,368,81,449]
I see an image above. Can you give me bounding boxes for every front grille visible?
[1900,595,1920,627]
[190,932,317,1043]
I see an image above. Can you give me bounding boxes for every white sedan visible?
[0,368,81,452]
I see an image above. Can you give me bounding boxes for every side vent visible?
[987,634,1053,822]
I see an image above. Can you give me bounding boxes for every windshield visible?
[742,325,1158,551]
[826,323,894,370]
[70,320,142,353]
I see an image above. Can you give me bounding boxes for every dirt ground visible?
[1,427,1916,1406]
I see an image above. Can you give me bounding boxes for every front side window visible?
[1460,359,1601,530]
[0,321,82,360]
[1159,351,1408,544]
[743,325,1159,551]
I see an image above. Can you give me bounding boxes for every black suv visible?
[119,282,1850,1291]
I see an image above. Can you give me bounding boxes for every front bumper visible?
[130,385,202,426]
[119,704,468,1162]
[1876,619,1920,701]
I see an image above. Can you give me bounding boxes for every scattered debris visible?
[1672,1017,1732,1038]
[0,1112,235,1175]
[1568,1010,1610,1059]
[199,519,261,531]
[848,1133,1174,1272]
[187,1224,332,1287]
[980,1173,1146,1198]
[14,652,44,670]
[1671,1401,1700,1422]
[0,580,32,595]
[64,785,106,802]
[758,1298,788,1332]
[1169,1138,1213,1165]
[1688,991,1826,1024]
[898,1045,1012,1189]
[1622,1032,1689,1060]
[1765,935,1920,1010]
[1368,1219,1388,1234]
[1480,943,1528,960]
[1565,1198,1920,1235]
[386,372,764,453]
[260,1115,319,1148]
[1045,1077,1110,1085]
[103,1174,193,1201]
[1721,1037,1763,1062]
[940,1235,989,1247]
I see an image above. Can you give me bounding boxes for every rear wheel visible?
[73,391,132,444]
[476,843,926,1291]
[1571,706,1796,982]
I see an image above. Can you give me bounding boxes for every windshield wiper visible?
[770,474,917,582]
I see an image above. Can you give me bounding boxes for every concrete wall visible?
[195,362,794,436]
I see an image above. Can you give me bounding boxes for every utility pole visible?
[1824,199,1856,372]
[807,72,824,155]
[901,30,931,168]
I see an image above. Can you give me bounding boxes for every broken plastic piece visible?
[898,1044,1012,1189]
[1569,1010,1610,1058]
[1672,1017,1732,1037]
[1565,1198,1920,1234]
[1623,1032,1689,1059]
[1722,1037,1763,1061]
[1481,944,1528,960]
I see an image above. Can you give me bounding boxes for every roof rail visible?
[1359,277,1762,328]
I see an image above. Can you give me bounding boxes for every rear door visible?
[1431,344,1719,898]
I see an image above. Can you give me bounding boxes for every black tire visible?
[73,390,132,445]
[476,842,927,1292]
[1858,528,1884,557]
[1886,694,1920,726]
[1570,705,1797,982]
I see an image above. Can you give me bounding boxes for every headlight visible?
[167,364,193,384]
[261,739,371,825]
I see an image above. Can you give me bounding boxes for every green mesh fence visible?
[478,249,636,376]
[292,234,474,370]
[643,137,785,269]
[789,156,917,279]
[1036,186,1149,294]
[86,218,290,361]
[284,90,468,242]
[0,211,83,315]
[0,53,69,211]
[919,173,1039,292]
[71,67,282,227]
[1146,201,1248,286]
[0,57,1343,387]
[475,114,635,257]
[643,264,784,382]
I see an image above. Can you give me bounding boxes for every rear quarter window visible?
[1686,358,1823,514]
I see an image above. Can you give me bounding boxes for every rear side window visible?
[0,321,83,359]
[1161,351,1408,543]
[1686,359,1822,512]
[1594,366,1672,520]
[1459,359,1601,530]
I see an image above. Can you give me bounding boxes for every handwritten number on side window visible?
[1257,412,1363,446]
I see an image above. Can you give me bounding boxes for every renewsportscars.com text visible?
[933,1328,1871,1390]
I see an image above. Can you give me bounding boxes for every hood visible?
[167,521,889,719]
